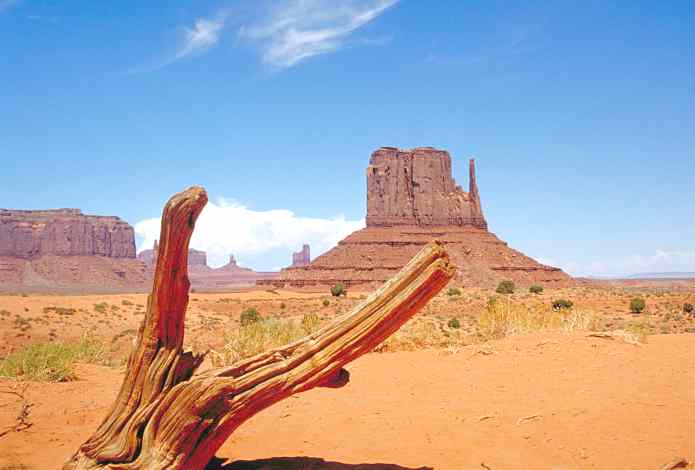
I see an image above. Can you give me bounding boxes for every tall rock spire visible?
[469,158,483,221]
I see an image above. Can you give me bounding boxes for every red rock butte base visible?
[259,146,572,290]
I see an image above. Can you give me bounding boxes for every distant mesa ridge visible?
[260,146,572,289]
[0,208,136,259]
[0,208,146,291]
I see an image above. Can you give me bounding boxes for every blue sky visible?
[1,0,694,275]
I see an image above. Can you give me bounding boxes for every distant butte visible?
[0,208,148,292]
[260,146,572,289]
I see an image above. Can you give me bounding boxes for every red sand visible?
[1,332,694,470]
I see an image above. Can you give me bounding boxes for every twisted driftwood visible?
[64,186,455,470]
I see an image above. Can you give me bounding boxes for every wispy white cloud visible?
[128,14,225,74]
[175,16,226,61]
[238,0,399,68]
[541,250,695,278]
[134,198,364,269]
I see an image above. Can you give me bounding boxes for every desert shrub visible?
[529,284,544,294]
[552,299,573,311]
[0,334,109,382]
[0,309,10,317]
[94,302,108,314]
[322,299,330,307]
[240,307,262,326]
[629,297,646,314]
[683,303,694,314]
[279,302,286,310]
[376,317,465,353]
[625,321,656,340]
[496,280,515,295]
[301,312,321,334]
[446,287,462,297]
[43,306,76,316]
[330,283,346,297]
[121,299,133,306]
[214,317,305,365]
[447,318,461,329]
[478,299,598,340]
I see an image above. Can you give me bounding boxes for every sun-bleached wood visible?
[63,186,456,470]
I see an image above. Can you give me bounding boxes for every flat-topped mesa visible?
[366,147,487,229]
[0,208,136,259]
[291,244,311,267]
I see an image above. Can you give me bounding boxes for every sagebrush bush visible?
[447,318,461,329]
[496,280,515,295]
[630,297,646,314]
[446,287,462,296]
[0,333,109,382]
[240,307,262,326]
[330,283,346,297]
[552,299,573,311]
[94,302,108,314]
[529,284,544,294]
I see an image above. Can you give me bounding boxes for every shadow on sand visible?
[206,456,433,470]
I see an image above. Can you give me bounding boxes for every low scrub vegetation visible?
[552,299,574,311]
[330,282,347,297]
[630,297,646,314]
[496,280,515,295]
[446,287,462,296]
[213,313,325,365]
[477,297,601,340]
[0,334,110,382]
[529,284,544,294]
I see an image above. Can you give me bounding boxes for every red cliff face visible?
[366,147,486,228]
[0,209,136,259]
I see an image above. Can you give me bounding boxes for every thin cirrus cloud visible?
[128,14,226,73]
[174,16,226,61]
[238,0,400,68]
[134,198,365,269]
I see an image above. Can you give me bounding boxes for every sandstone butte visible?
[0,209,148,291]
[261,146,572,289]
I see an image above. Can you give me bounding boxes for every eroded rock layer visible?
[262,146,572,289]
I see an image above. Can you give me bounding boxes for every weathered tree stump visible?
[63,186,455,470]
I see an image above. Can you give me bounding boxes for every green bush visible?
[630,297,646,314]
[552,299,574,311]
[121,299,133,306]
[94,302,108,314]
[240,307,262,326]
[447,318,461,329]
[330,282,346,297]
[322,299,330,307]
[683,303,694,314]
[496,280,515,295]
[446,287,462,296]
[529,284,544,294]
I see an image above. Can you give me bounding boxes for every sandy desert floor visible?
[1,283,695,469]
[1,332,694,469]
